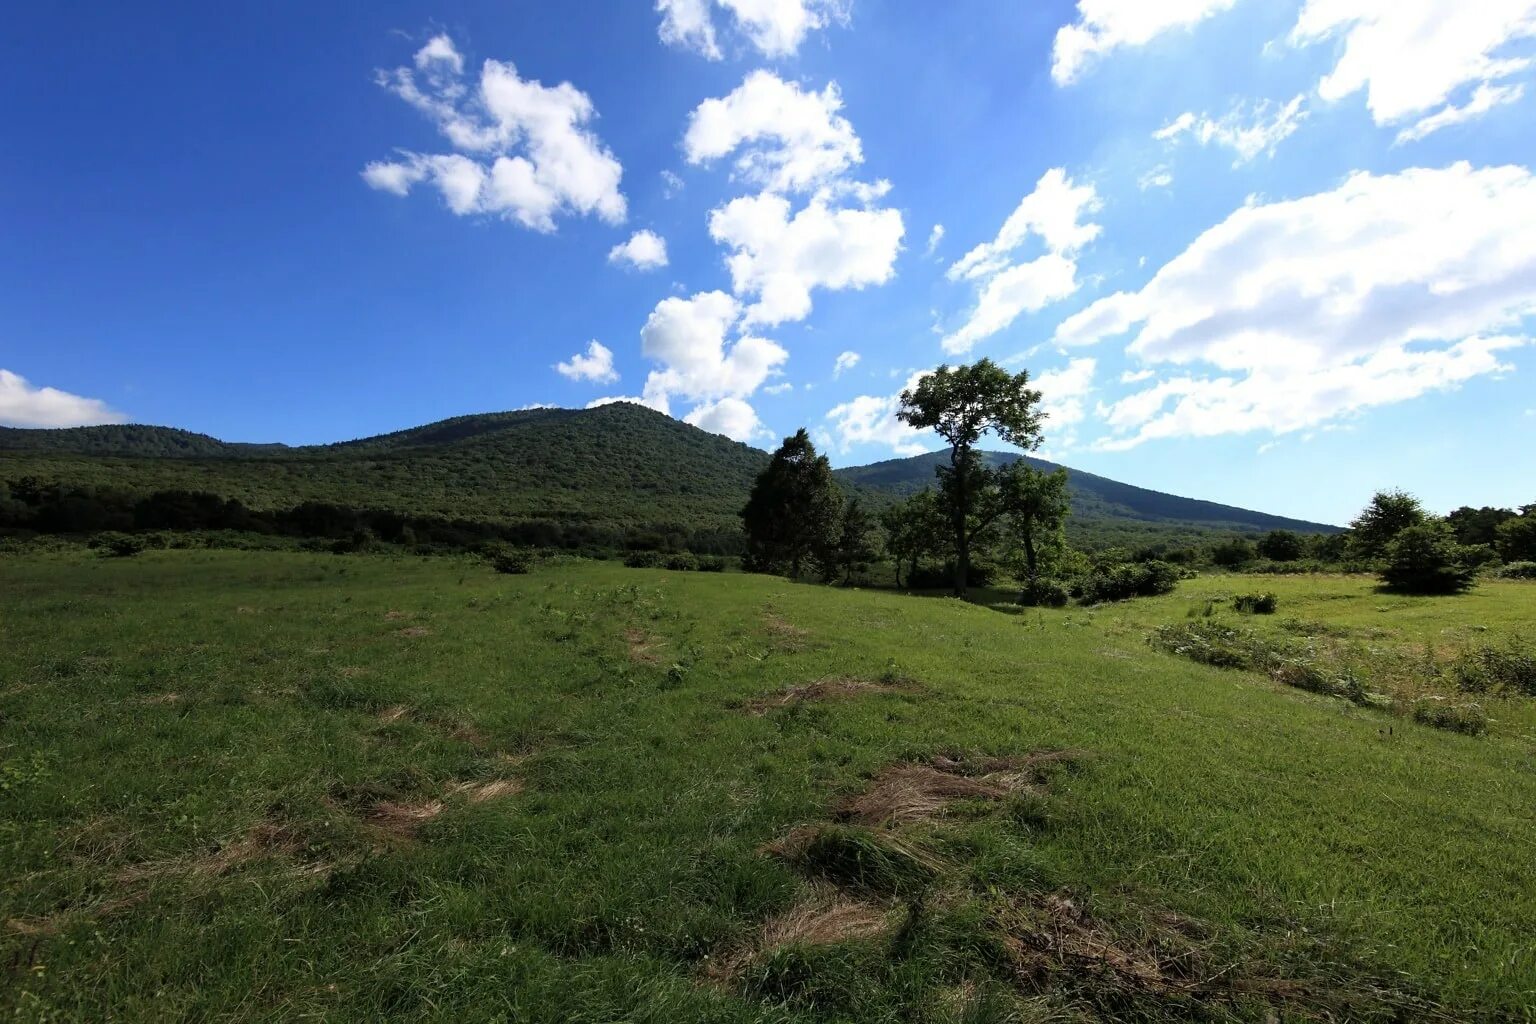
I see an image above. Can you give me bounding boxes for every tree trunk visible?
[791,552,801,580]
[952,448,969,597]
[1022,526,1037,582]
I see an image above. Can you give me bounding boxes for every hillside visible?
[0,404,1335,544]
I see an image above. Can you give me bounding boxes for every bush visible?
[488,547,533,575]
[623,550,662,569]
[88,532,145,558]
[905,561,998,590]
[1450,638,1536,697]
[1232,593,1278,614]
[1017,577,1069,608]
[697,556,727,572]
[1412,698,1487,736]
[1496,561,1536,580]
[662,552,699,571]
[1380,523,1477,594]
[1256,530,1304,562]
[1074,560,1179,604]
[1210,538,1255,569]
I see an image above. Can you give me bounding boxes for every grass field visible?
[3,551,1534,1021]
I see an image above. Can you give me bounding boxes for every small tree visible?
[1351,489,1426,559]
[828,497,879,584]
[897,360,1045,596]
[1381,521,1477,594]
[1256,529,1304,562]
[880,489,945,588]
[1496,508,1536,562]
[1210,537,1255,569]
[999,463,1070,583]
[740,429,843,578]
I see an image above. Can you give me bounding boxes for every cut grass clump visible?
[1412,698,1488,736]
[1232,592,1278,614]
[705,887,894,983]
[768,824,942,899]
[837,752,1080,828]
[744,675,915,715]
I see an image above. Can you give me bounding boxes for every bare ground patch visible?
[762,611,809,651]
[745,675,917,716]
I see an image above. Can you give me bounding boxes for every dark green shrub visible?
[1451,638,1536,696]
[88,532,145,558]
[623,550,662,569]
[1017,577,1069,608]
[662,552,699,571]
[1380,523,1477,594]
[1412,699,1487,736]
[697,556,727,572]
[1256,530,1304,561]
[489,547,533,575]
[1496,561,1536,580]
[1210,538,1255,568]
[1232,593,1278,614]
[1074,560,1178,604]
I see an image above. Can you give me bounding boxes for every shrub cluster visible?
[1017,577,1069,607]
[87,531,146,558]
[1450,638,1536,697]
[1232,593,1278,614]
[1073,560,1179,604]
[1411,698,1488,736]
[623,550,727,572]
[1496,561,1536,580]
[1149,621,1367,704]
[487,546,534,575]
[1380,523,1479,594]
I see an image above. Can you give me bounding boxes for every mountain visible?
[0,404,1337,544]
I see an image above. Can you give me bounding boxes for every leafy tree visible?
[1000,463,1070,583]
[740,429,843,578]
[880,489,945,587]
[1495,507,1536,562]
[1380,521,1477,594]
[1351,489,1426,559]
[1256,529,1304,562]
[897,360,1045,595]
[827,497,879,584]
[1210,537,1255,569]
[1446,505,1516,547]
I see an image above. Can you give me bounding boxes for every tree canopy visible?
[739,429,843,578]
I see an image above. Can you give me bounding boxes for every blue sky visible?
[2,1,1534,525]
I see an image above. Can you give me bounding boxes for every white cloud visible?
[763,381,794,394]
[1139,165,1173,191]
[1292,0,1536,139]
[637,291,788,406]
[832,351,860,377]
[1053,0,1240,85]
[658,0,848,59]
[942,169,1101,354]
[0,370,126,429]
[657,0,722,59]
[1056,162,1536,446]
[926,224,945,255]
[1154,95,1308,164]
[1394,82,1527,143]
[1033,357,1097,433]
[518,403,557,410]
[708,190,904,325]
[555,340,619,384]
[660,169,685,197]
[823,371,935,457]
[609,229,669,270]
[684,71,862,194]
[684,395,771,442]
[587,393,671,414]
[363,35,625,231]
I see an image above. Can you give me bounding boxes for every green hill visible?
[0,404,1335,546]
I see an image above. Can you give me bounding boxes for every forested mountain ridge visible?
[0,403,1337,542]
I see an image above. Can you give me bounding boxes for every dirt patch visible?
[745,675,915,715]
[707,888,893,981]
[365,799,444,837]
[449,778,523,803]
[1001,891,1200,998]
[396,626,432,638]
[624,627,665,665]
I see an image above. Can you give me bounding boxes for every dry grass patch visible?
[839,751,1081,827]
[762,611,809,651]
[376,704,411,725]
[624,627,665,665]
[114,821,314,885]
[706,887,894,982]
[396,626,432,638]
[745,675,916,715]
[449,778,523,803]
[364,799,444,837]
[383,610,409,621]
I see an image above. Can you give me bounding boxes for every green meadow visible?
[3,551,1534,1021]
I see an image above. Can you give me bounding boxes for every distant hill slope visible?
[0,404,1336,542]
[836,450,1338,534]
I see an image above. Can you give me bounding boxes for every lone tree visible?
[740,429,843,578]
[1000,463,1069,583]
[898,360,1045,595]
[1350,489,1426,559]
[1381,521,1477,594]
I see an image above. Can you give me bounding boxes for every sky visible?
[3,0,1535,526]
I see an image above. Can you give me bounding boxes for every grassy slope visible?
[2,553,1533,1021]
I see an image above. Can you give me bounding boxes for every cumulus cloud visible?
[708,190,904,325]
[555,340,619,384]
[823,371,934,457]
[362,34,626,231]
[684,395,771,442]
[1292,1,1536,141]
[587,393,671,414]
[636,290,788,405]
[926,224,945,255]
[657,0,849,59]
[832,351,860,377]
[942,169,1101,354]
[1052,0,1240,85]
[609,229,669,270]
[1033,358,1097,439]
[1154,95,1308,164]
[684,71,862,194]
[0,370,126,429]
[1054,162,1536,447]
